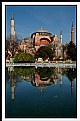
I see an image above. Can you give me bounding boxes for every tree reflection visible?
[35,67,53,80]
[63,68,76,95]
[14,66,35,76]
[64,68,76,81]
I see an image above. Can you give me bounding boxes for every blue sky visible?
[6,5,76,44]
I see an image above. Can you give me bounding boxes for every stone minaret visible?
[60,30,62,44]
[10,12,16,55]
[11,12,15,38]
[71,21,74,43]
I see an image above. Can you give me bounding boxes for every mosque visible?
[9,12,74,60]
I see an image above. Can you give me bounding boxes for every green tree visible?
[35,46,53,61]
[67,41,76,61]
[14,52,35,63]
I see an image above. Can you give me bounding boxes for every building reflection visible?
[31,67,76,96]
[6,66,76,101]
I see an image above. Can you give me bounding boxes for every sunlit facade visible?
[31,27,53,51]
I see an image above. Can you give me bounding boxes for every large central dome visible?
[31,27,52,37]
[35,27,49,33]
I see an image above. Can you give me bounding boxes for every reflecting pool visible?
[6,66,77,118]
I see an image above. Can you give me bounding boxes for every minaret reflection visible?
[8,66,16,101]
[52,67,59,85]
[11,71,16,101]
[71,80,74,96]
[60,74,62,88]
[55,66,63,87]
[64,67,76,96]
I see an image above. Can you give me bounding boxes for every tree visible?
[35,46,53,61]
[14,52,35,63]
[6,35,21,57]
[67,41,76,61]
[62,44,68,61]
[6,37,10,50]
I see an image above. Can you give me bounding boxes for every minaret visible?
[71,21,74,43]
[11,12,15,37]
[10,12,16,56]
[60,30,62,44]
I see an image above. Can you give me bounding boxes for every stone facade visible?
[31,27,53,51]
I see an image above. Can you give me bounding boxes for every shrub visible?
[14,52,35,63]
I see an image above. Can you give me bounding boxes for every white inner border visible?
[2,2,80,121]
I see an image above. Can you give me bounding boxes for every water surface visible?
[6,66,77,118]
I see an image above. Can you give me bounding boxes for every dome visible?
[31,27,52,38]
[35,27,49,33]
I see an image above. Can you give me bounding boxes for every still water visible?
[6,66,77,118]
